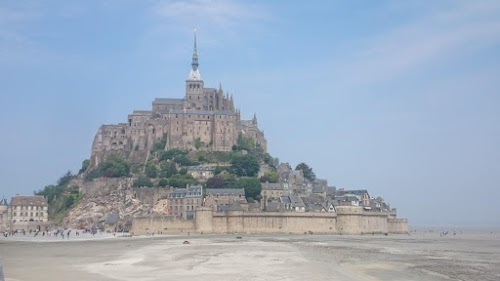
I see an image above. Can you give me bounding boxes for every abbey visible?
[90,33,267,168]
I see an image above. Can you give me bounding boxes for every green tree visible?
[133,175,153,187]
[222,173,237,189]
[78,159,90,174]
[159,149,188,161]
[145,163,157,178]
[231,154,260,177]
[64,195,75,209]
[174,155,196,166]
[194,137,204,150]
[168,174,198,188]
[84,169,102,182]
[99,154,130,178]
[206,176,225,189]
[179,167,188,175]
[158,178,169,187]
[295,162,316,181]
[166,162,178,178]
[259,171,278,183]
[152,133,168,152]
[57,171,74,186]
[235,177,262,201]
[236,132,256,151]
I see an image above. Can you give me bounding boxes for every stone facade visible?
[167,185,203,219]
[89,33,267,169]
[187,166,214,182]
[3,195,49,232]
[0,198,8,232]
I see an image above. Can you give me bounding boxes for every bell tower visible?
[185,29,205,110]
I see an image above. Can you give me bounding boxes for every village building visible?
[186,166,214,182]
[0,198,8,232]
[204,188,246,212]
[6,195,48,232]
[260,182,285,199]
[167,185,203,219]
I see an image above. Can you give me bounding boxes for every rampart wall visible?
[131,206,408,235]
[388,218,409,234]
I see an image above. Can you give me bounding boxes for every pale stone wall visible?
[388,218,409,234]
[132,206,407,235]
[132,215,195,234]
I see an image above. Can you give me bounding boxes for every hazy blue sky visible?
[1,0,499,226]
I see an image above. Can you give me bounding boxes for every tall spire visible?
[187,28,201,80]
[191,29,199,71]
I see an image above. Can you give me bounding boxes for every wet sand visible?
[1,232,499,281]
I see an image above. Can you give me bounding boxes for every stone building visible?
[0,198,8,231]
[167,185,203,219]
[187,166,214,182]
[261,182,285,199]
[7,195,48,231]
[89,32,267,169]
[204,188,246,212]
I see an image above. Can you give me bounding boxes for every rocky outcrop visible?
[65,178,170,229]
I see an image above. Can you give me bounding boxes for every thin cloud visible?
[151,0,270,45]
[154,0,265,27]
[339,1,500,83]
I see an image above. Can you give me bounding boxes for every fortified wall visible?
[132,206,408,235]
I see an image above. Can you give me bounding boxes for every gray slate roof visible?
[265,202,281,212]
[169,185,203,198]
[188,166,215,172]
[10,195,47,206]
[153,98,184,105]
[206,188,245,196]
[261,182,283,190]
[220,203,244,212]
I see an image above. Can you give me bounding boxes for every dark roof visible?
[153,98,184,105]
[188,166,215,172]
[336,189,368,197]
[265,202,281,212]
[225,203,244,212]
[168,185,203,198]
[261,183,282,190]
[0,198,8,205]
[288,195,305,207]
[280,196,291,204]
[10,195,47,206]
[305,203,325,212]
[327,186,337,195]
[206,188,245,196]
[131,110,152,115]
[168,109,236,116]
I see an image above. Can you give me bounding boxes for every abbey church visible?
[90,33,267,168]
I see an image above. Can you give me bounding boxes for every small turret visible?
[252,113,258,126]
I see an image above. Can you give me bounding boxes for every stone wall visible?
[388,218,409,234]
[131,206,408,235]
[132,215,195,234]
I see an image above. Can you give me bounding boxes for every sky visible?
[0,0,499,226]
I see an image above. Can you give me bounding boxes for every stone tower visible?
[185,30,205,110]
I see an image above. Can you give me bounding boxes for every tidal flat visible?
[1,231,499,281]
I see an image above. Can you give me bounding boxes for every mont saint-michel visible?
[0,34,407,236]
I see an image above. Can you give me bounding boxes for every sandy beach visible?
[1,231,499,281]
